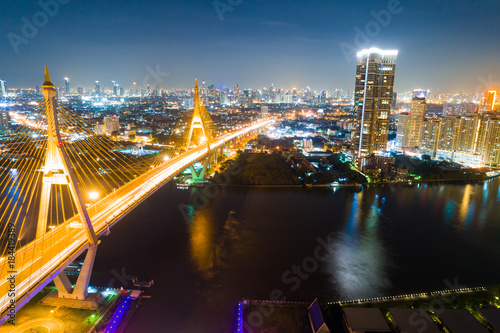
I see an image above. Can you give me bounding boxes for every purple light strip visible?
[235,301,243,333]
[104,295,131,333]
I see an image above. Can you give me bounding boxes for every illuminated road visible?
[0,119,274,323]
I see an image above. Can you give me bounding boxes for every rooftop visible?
[343,307,391,332]
[439,309,489,333]
[479,308,500,332]
[389,308,441,333]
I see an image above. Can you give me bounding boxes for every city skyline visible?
[2,1,500,92]
[1,72,498,98]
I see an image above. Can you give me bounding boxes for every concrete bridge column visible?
[53,244,98,300]
[72,244,98,300]
[189,158,210,182]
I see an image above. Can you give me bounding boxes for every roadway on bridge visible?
[0,120,273,320]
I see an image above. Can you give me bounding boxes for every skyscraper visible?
[261,105,269,119]
[103,116,119,136]
[407,97,427,148]
[477,112,500,167]
[112,81,118,96]
[64,77,70,95]
[438,115,461,151]
[395,113,410,149]
[0,80,7,96]
[481,90,498,112]
[0,110,11,137]
[456,113,481,153]
[95,81,100,94]
[419,119,440,157]
[234,84,240,100]
[353,48,398,162]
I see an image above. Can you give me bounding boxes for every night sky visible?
[1,0,500,92]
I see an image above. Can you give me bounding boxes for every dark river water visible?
[91,178,500,332]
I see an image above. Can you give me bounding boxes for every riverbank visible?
[210,152,500,189]
[238,285,500,333]
[365,171,500,186]
[203,173,500,190]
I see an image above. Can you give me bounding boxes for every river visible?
[91,178,500,332]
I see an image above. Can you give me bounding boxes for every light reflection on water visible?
[458,185,472,230]
[189,210,216,275]
[329,193,391,300]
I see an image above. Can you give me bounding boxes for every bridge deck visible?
[0,120,273,322]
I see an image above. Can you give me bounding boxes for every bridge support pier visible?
[189,158,210,182]
[223,142,230,156]
[53,244,99,300]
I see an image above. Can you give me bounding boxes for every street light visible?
[89,191,99,214]
[89,191,99,201]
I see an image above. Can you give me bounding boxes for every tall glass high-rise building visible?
[64,77,70,95]
[407,97,427,148]
[0,80,7,96]
[395,113,410,149]
[0,110,11,137]
[353,48,398,162]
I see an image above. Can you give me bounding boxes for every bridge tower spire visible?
[38,66,97,244]
[186,79,211,152]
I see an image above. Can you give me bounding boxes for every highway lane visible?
[0,119,274,321]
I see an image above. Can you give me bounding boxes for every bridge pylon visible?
[186,79,212,152]
[38,66,97,244]
[38,67,99,303]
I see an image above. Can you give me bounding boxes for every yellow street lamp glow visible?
[89,191,99,201]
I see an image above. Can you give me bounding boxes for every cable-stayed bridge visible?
[0,68,273,323]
